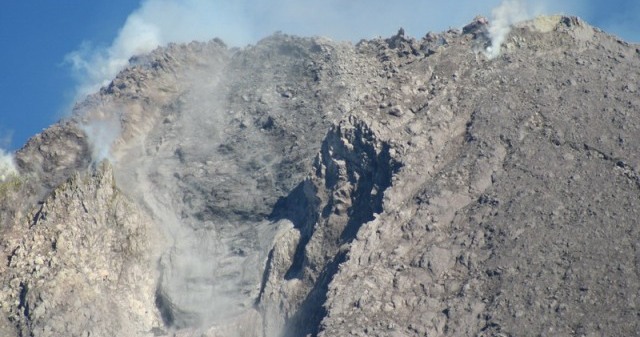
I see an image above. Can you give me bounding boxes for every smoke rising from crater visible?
[0,131,18,182]
[486,0,530,58]
[0,150,17,182]
[66,0,251,104]
[66,0,252,164]
[483,0,588,58]
[64,0,590,107]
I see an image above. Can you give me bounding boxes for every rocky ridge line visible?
[0,15,639,337]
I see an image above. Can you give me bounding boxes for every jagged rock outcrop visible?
[0,163,160,337]
[1,14,640,337]
[259,117,400,336]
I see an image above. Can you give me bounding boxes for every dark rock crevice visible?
[3,15,640,337]
[260,118,401,336]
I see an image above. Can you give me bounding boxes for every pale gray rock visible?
[1,14,640,337]
[0,163,161,337]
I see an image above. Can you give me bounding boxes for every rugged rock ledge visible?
[0,163,159,337]
[1,15,640,337]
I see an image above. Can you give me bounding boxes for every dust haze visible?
[105,53,280,331]
[79,112,122,164]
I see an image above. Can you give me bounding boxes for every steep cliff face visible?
[259,118,400,337]
[1,15,640,337]
[0,163,160,337]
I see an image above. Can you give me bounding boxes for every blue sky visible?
[0,0,638,150]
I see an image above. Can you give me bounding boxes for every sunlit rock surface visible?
[1,16,640,337]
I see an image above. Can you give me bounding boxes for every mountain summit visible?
[1,15,639,337]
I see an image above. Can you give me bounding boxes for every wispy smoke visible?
[80,114,122,164]
[0,149,17,182]
[486,0,530,59]
[66,0,251,103]
[0,130,18,182]
[66,0,252,167]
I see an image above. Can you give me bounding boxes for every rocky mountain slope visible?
[1,15,639,337]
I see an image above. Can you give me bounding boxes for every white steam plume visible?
[486,0,530,59]
[0,131,18,182]
[0,149,17,182]
[66,0,251,103]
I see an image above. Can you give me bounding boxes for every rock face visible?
[0,163,159,337]
[1,15,640,337]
